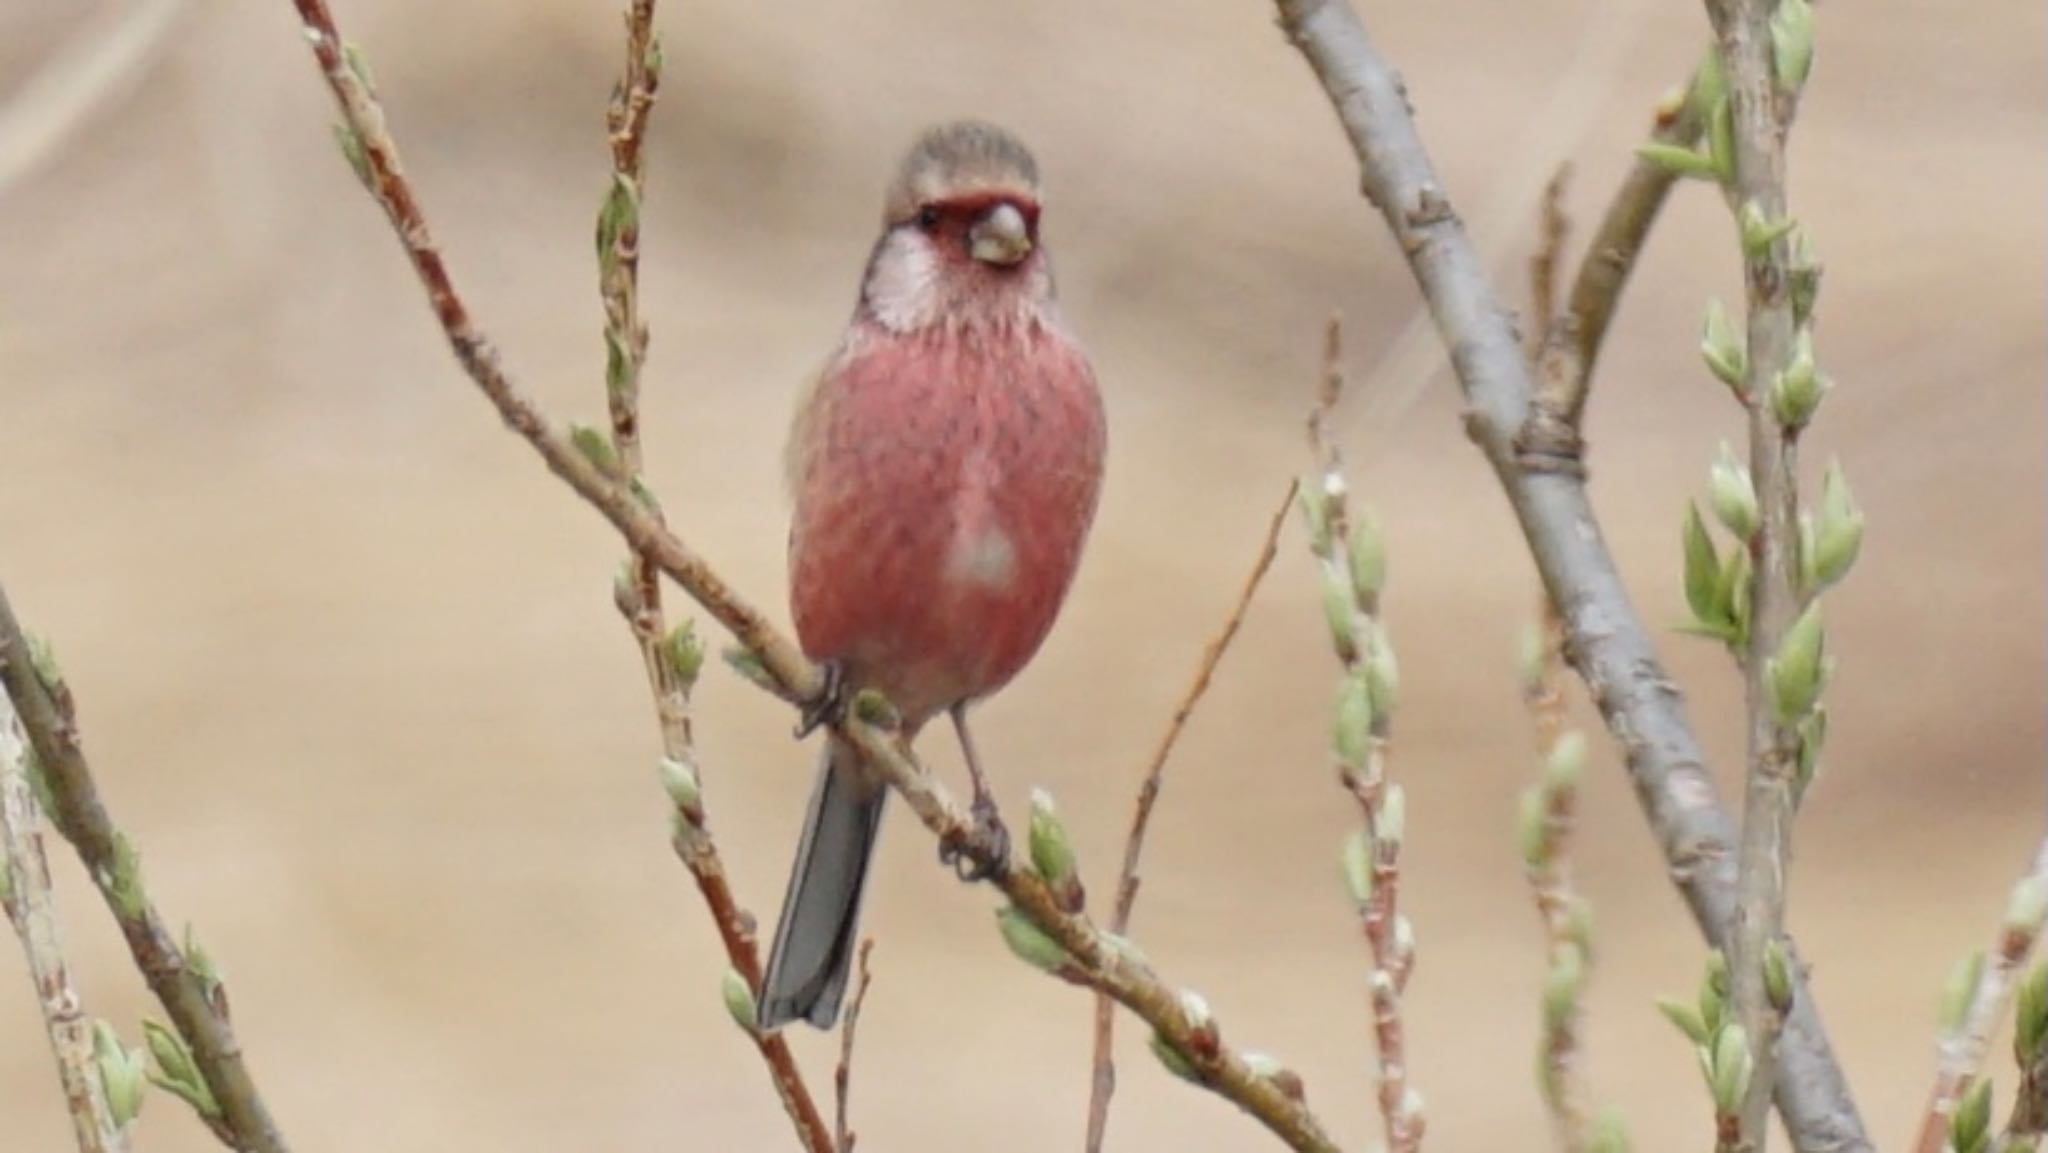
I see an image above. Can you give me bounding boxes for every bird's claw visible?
[793,660,848,739]
[938,794,1009,882]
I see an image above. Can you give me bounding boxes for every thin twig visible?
[1530,79,1707,436]
[0,586,287,1153]
[1269,4,1870,1150]
[584,7,832,1148]
[1702,0,1816,1145]
[294,0,821,710]
[290,8,1341,1147]
[1519,173,1597,1153]
[1527,166,1572,361]
[1307,318,1420,1152]
[1084,476,1298,1153]
[834,939,875,1153]
[1915,839,2048,1153]
[831,713,1342,1153]
[1,687,130,1153]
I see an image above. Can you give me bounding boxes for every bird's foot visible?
[792,660,848,739]
[939,792,1009,882]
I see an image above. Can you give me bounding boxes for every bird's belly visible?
[787,327,1105,724]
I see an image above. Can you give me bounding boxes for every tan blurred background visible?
[1,0,2042,1149]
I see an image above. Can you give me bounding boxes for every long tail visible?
[758,735,887,1031]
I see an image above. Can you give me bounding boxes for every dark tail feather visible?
[758,736,887,1031]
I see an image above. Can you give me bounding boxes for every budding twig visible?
[294,0,821,711]
[0,584,287,1153]
[584,6,832,1148]
[1,687,131,1153]
[1915,838,2048,1153]
[1085,476,1298,1153]
[1271,1,1868,1147]
[1307,318,1420,1153]
[290,6,1339,1148]
[1699,0,1823,1144]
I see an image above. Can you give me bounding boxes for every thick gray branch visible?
[1270,3,1869,1149]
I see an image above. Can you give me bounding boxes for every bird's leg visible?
[792,659,848,739]
[938,702,1009,881]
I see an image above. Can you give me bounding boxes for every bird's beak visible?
[968,202,1033,266]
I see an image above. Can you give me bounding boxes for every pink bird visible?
[759,122,1107,1030]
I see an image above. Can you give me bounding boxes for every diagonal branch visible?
[0,586,288,1153]
[289,6,1342,1148]
[297,0,820,710]
[1,687,130,1153]
[1269,3,1869,1150]
[1084,476,1297,1153]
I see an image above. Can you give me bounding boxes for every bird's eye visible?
[916,205,942,232]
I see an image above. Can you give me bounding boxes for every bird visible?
[758,121,1108,1031]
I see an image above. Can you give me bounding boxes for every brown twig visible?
[290,7,1340,1148]
[1307,318,1420,1152]
[1915,839,2048,1153]
[1083,476,1298,1153]
[0,688,131,1153]
[584,7,832,1148]
[834,939,875,1153]
[1520,164,1598,1153]
[1530,79,1707,437]
[0,586,286,1153]
[1270,3,1869,1150]
[832,712,1341,1153]
[294,0,821,710]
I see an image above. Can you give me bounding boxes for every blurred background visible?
[1,0,2041,1149]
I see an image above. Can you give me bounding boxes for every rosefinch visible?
[758,121,1107,1031]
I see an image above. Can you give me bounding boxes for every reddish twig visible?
[1270,3,1869,1147]
[1084,476,1298,1153]
[291,0,821,709]
[834,940,876,1153]
[1915,839,2048,1153]
[583,5,832,1148]
[289,6,1340,1147]
[1306,318,1420,1152]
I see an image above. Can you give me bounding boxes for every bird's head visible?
[859,121,1056,333]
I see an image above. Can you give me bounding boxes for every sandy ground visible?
[1,1,2043,1149]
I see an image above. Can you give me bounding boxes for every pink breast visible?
[788,321,1106,725]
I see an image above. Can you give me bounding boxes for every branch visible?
[295,0,822,711]
[1269,3,1870,1150]
[1700,0,1821,1145]
[1916,839,2048,1153]
[833,939,875,1153]
[1530,80,1707,438]
[1307,319,1419,1152]
[1085,477,1297,1153]
[837,711,1340,1153]
[582,4,833,1149]
[290,7,1340,1148]
[1,687,132,1153]
[0,586,288,1152]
